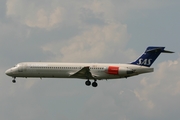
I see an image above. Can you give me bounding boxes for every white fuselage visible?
[5,62,153,80]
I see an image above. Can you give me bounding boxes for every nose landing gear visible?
[12,77,16,83]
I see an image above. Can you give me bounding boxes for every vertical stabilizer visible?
[131,46,174,67]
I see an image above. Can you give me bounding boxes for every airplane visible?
[5,46,174,87]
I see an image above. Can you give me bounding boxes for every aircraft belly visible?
[91,72,120,79]
[36,71,69,78]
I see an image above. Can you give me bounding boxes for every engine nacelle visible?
[106,66,134,76]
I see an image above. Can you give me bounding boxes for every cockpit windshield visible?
[14,64,20,67]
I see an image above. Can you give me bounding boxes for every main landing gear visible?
[12,77,16,83]
[85,79,98,87]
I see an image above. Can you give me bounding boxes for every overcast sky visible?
[1,0,180,120]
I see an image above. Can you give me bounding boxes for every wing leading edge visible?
[69,66,97,79]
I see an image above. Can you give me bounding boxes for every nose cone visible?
[5,69,12,76]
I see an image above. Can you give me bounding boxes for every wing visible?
[69,66,96,79]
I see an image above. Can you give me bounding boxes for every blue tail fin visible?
[131,46,174,67]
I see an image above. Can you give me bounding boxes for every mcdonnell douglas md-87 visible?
[5,46,174,87]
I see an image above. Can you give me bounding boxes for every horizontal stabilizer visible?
[145,47,174,53]
[162,50,174,53]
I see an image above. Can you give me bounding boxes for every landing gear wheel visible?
[85,80,91,86]
[12,80,16,83]
[12,77,16,83]
[92,82,98,87]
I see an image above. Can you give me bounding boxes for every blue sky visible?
[0,0,180,120]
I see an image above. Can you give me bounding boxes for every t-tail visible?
[131,46,174,67]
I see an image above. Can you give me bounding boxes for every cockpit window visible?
[14,64,20,67]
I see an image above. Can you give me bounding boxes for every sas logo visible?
[138,59,152,66]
